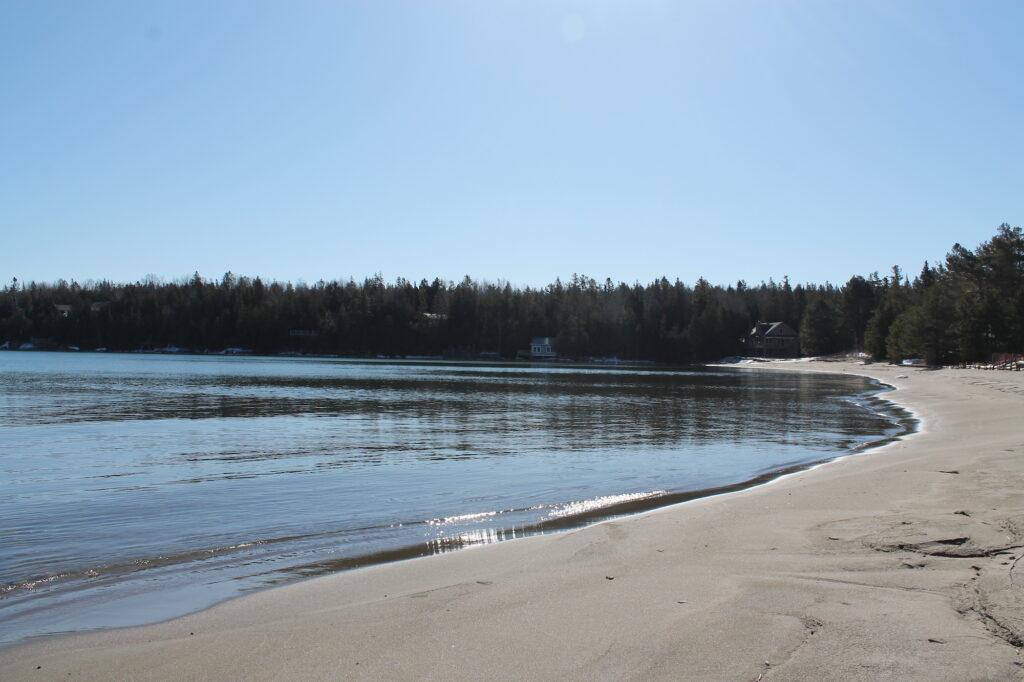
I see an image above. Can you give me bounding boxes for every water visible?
[0,352,909,646]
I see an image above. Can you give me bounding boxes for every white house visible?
[530,337,557,359]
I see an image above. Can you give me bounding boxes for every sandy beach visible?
[3,360,1023,681]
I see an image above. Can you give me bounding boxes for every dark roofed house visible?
[747,321,799,358]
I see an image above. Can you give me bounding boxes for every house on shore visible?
[746,321,799,358]
[529,337,557,359]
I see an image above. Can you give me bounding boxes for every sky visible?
[2,0,1023,289]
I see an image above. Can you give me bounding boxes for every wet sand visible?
[3,360,1023,680]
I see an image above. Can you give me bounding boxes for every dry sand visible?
[3,360,1024,681]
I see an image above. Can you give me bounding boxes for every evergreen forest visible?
[3,224,1022,365]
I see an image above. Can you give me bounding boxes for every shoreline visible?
[3,360,1023,679]
[0,366,905,649]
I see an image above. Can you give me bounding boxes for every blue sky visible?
[2,1,1022,288]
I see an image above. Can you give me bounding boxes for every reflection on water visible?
[0,352,910,646]
[428,526,522,555]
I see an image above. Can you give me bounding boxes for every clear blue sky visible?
[2,1,1022,289]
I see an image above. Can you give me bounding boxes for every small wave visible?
[1,539,275,598]
[545,490,666,520]
[1,573,69,594]
[426,510,503,525]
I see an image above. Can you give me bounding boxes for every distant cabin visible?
[747,321,799,358]
[530,337,557,359]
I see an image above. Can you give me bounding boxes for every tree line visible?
[2,224,1021,364]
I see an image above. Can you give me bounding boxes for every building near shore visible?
[529,337,557,359]
[746,321,799,358]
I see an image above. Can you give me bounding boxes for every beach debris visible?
[955,510,971,516]
[605,575,615,580]
[938,470,960,475]
[677,600,687,604]
[801,617,823,634]
[868,535,1015,559]
[827,536,841,540]
[927,638,947,644]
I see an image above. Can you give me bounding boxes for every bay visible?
[0,352,909,646]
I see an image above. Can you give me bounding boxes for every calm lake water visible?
[0,352,909,646]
